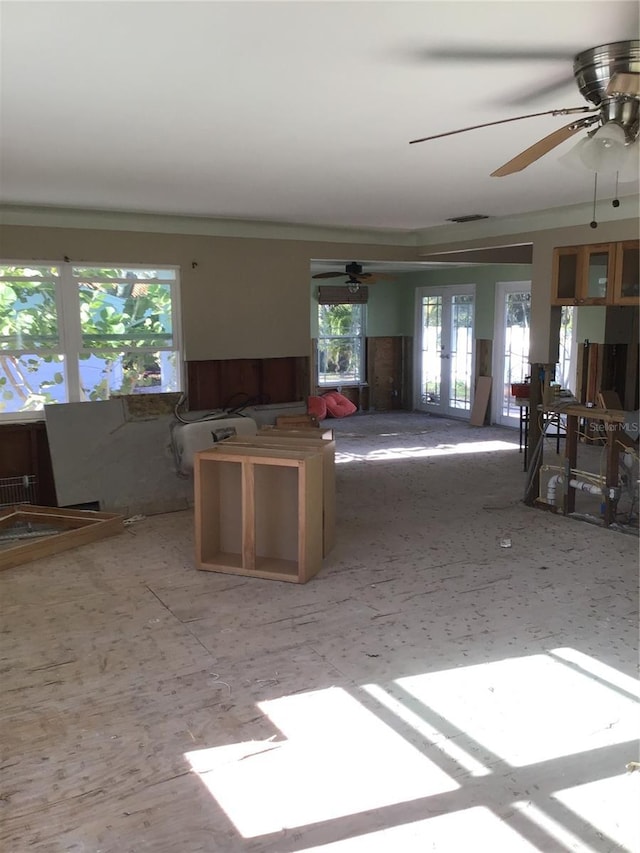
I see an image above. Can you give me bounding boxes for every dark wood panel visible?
[601,341,640,411]
[262,357,309,404]
[402,336,413,410]
[37,426,58,506]
[367,336,404,412]
[625,342,639,410]
[186,361,221,410]
[187,357,309,411]
[217,359,262,409]
[0,421,57,506]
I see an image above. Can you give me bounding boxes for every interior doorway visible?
[415,285,475,418]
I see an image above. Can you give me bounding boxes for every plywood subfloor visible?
[1,413,638,853]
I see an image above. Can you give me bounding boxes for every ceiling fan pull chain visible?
[612,172,621,209]
[590,172,598,229]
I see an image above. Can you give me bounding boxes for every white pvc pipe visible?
[547,474,563,505]
[569,478,603,496]
[546,475,603,506]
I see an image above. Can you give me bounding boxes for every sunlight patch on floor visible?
[362,682,491,777]
[549,647,639,697]
[185,650,638,848]
[552,773,640,852]
[511,799,604,853]
[396,653,638,767]
[336,440,518,463]
[186,686,458,838]
[296,806,540,852]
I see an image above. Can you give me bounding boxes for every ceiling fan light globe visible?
[579,122,629,173]
[558,137,591,172]
[617,140,640,183]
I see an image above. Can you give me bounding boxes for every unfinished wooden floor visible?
[2,413,638,853]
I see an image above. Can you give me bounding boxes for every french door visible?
[493,281,531,427]
[415,285,475,417]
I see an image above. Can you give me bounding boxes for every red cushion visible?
[307,395,328,420]
[322,391,357,418]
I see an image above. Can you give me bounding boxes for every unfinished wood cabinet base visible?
[194,445,324,583]
[0,505,124,571]
[225,433,335,556]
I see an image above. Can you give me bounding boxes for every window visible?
[556,305,577,394]
[317,300,366,386]
[0,261,181,417]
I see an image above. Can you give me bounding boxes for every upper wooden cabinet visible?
[612,240,640,305]
[551,239,639,306]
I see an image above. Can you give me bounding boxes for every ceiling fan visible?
[312,261,392,288]
[410,41,640,178]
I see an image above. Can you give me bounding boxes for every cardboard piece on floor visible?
[470,376,492,426]
[0,504,124,572]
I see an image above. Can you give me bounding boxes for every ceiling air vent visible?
[446,214,490,224]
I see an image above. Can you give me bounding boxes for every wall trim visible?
[415,196,640,249]
[2,195,637,253]
[0,204,418,247]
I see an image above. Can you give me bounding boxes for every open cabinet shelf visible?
[225,433,335,556]
[194,444,324,583]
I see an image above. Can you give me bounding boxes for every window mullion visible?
[58,264,82,402]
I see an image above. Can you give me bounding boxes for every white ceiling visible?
[1,1,638,233]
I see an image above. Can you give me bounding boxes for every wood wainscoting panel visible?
[187,357,309,411]
[0,422,56,506]
[367,336,404,412]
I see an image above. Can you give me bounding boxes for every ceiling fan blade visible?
[606,72,640,97]
[499,72,576,108]
[312,271,344,279]
[421,46,576,62]
[490,117,597,177]
[363,273,395,282]
[409,106,593,145]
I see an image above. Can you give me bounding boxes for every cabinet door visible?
[580,243,614,304]
[552,247,581,304]
[613,240,640,305]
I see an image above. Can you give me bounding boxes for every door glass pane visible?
[450,295,473,410]
[421,296,442,406]
[503,292,531,419]
[585,251,609,299]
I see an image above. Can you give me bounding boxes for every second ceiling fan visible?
[312,261,393,287]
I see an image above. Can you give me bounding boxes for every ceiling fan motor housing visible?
[345,262,364,277]
[574,40,640,141]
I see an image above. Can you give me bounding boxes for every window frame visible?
[316,300,367,388]
[0,259,183,421]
